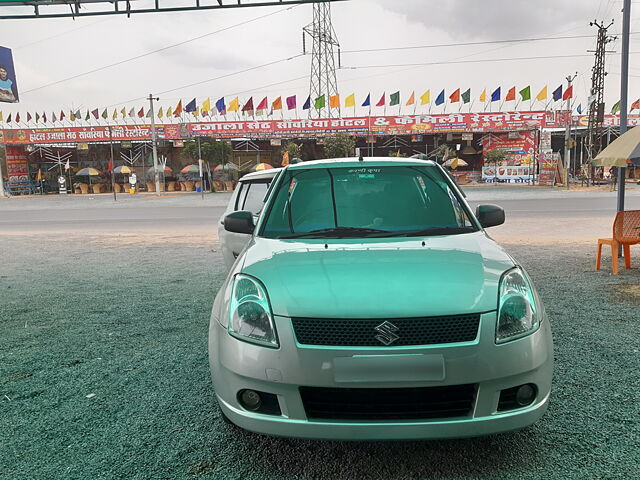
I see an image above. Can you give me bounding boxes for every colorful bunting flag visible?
[420,90,430,105]
[536,86,547,101]
[479,89,487,102]
[27,112,32,122]
[70,111,75,121]
[84,111,90,121]
[449,88,460,103]
[376,93,385,107]
[256,97,268,111]
[121,107,126,118]
[157,107,163,118]
[185,98,197,113]
[505,87,516,101]
[0,112,3,122]
[406,92,415,106]
[147,108,153,118]
[137,107,144,118]
[174,100,183,116]
[519,86,531,101]
[242,97,254,113]
[6,113,11,123]
[302,96,311,110]
[43,113,47,123]
[611,101,621,114]
[552,85,563,101]
[216,98,226,114]
[329,94,340,108]
[286,95,297,110]
[52,112,57,123]
[36,112,40,122]
[576,104,582,114]
[60,110,65,121]
[389,91,400,106]
[228,97,239,112]
[315,95,325,109]
[202,98,211,114]
[491,87,501,102]
[562,86,573,100]
[435,89,445,106]
[272,96,283,110]
[362,93,371,107]
[631,99,640,111]
[15,112,20,123]
[461,88,471,104]
[91,108,99,119]
[127,108,134,117]
[345,93,355,108]
[112,109,117,120]
[166,106,173,117]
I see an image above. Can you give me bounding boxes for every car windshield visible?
[260,165,477,239]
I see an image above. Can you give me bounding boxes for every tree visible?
[323,133,356,159]
[281,142,302,163]
[484,149,506,166]
[182,138,232,166]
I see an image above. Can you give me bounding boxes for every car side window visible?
[241,182,270,214]
[235,182,249,211]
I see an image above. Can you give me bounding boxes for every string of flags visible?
[1,85,639,125]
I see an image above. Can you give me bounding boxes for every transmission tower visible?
[585,20,616,181]
[303,3,340,118]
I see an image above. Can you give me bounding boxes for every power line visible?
[102,54,306,108]
[20,4,299,95]
[341,32,639,54]
[342,52,640,70]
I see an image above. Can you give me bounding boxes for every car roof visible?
[238,167,282,182]
[286,157,438,170]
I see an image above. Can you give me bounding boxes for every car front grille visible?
[291,314,481,347]
[299,384,477,420]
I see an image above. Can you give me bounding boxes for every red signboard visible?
[5,145,28,182]
[2,112,639,144]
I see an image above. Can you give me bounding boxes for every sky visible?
[0,0,638,124]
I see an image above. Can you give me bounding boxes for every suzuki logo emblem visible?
[374,321,399,345]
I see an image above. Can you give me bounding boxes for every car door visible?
[219,177,273,270]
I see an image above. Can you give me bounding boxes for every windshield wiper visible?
[280,226,390,239]
[370,226,476,238]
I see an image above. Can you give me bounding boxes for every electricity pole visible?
[586,20,615,186]
[617,0,631,213]
[564,73,577,189]
[148,93,160,195]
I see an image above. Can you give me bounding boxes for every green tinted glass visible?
[261,166,475,238]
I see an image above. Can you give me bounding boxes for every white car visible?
[210,158,553,440]
[218,168,281,269]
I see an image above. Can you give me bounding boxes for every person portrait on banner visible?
[0,65,17,103]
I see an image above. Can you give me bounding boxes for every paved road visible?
[1,186,639,242]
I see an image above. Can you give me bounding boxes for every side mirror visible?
[224,211,255,234]
[476,204,505,228]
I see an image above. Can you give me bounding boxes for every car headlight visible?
[496,267,539,344]
[228,274,278,348]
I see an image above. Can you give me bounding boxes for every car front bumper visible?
[208,312,553,440]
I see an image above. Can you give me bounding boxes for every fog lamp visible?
[515,384,536,406]
[239,389,262,411]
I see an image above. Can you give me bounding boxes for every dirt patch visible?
[608,283,640,305]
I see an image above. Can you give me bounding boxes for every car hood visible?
[240,232,514,318]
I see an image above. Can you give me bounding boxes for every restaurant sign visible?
[2,113,639,145]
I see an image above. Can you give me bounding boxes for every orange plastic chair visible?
[596,210,640,274]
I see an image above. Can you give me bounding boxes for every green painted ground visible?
[1,235,639,479]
